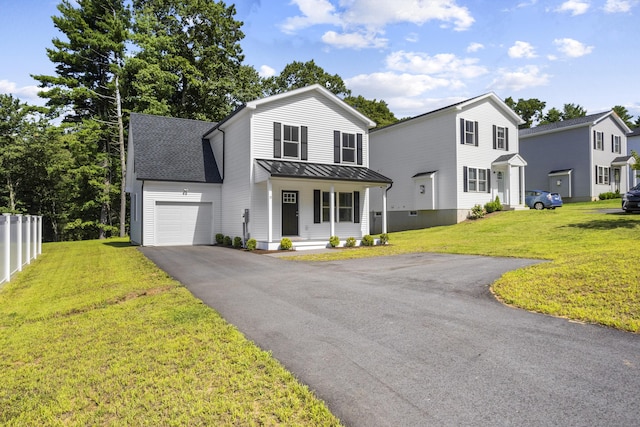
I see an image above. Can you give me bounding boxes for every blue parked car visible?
[525,190,563,210]
[622,184,640,212]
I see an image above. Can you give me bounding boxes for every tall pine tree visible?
[33,0,130,239]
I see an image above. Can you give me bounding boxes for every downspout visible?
[383,182,393,234]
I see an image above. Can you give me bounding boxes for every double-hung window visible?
[597,166,610,185]
[283,125,299,158]
[320,191,355,222]
[465,167,488,192]
[495,126,506,150]
[595,131,604,151]
[612,135,621,154]
[462,119,478,145]
[342,133,356,163]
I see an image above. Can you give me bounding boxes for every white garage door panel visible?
[156,202,212,246]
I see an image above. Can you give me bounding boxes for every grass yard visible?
[0,240,342,426]
[295,199,640,332]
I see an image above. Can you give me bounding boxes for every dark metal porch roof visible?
[256,159,392,184]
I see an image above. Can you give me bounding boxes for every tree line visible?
[1,0,637,242]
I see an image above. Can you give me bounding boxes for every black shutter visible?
[611,134,614,152]
[353,191,360,223]
[463,166,468,192]
[593,130,596,149]
[334,131,341,163]
[475,121,479,146]
[356,133,363,165]
[493,125,497,149]
[460,118,465,144]
[595,165,598,184]
[505,127,509,151]
[486,169,490,192]
[313,190,321,223]
[273,122,281,158]
[301,126,308,160]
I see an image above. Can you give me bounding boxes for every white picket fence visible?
[1,214,42,285]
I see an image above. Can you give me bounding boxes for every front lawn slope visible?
[0,239,341,426]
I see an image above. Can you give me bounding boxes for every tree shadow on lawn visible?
[101,241,133,248]
[565,217,640,230]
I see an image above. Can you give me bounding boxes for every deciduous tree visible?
[263,60,350,97]
[505,97,546,129]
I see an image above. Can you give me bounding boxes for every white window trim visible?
[597,165,610,185]
[464,120,476,145]
[322,191,353,223]
[496,126,506,150]
[613,135,621,154]
[595,131,604,151]
[282,124,300,159]
[467,167,488,193]
[342,133,356,163]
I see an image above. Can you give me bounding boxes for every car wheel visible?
[534,202,544,210]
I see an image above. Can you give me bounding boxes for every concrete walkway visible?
[142,246,640,427]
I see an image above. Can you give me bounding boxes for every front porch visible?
[257,236,383,251]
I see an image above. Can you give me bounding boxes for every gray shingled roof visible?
[130,113,222,183]
[519,111,610,136]
[628,127,640,137]
[256,159,392,184]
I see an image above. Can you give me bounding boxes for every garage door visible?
[155,202,212,246]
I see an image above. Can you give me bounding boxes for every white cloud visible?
[603,0,639,12]
[555,0,590,15]
[553,38,594,57]
[508,41,537,58]
[258,65,276,78]
[322,30,388,49]
[405,32,419,43]
[281,0,474,49]
[489,65,551,91]
[467,42,484,53]
[0,79,41,104]
[385,51,488,79]
[346,72,456,99]
[280,0,340,33]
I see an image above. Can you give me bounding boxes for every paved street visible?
[142,246,640,426]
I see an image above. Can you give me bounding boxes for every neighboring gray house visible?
[628,127,640,187]
[520,111,633,201]
[369,93,527,233]
[125,85,392,248]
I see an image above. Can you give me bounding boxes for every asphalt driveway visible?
[141,246,640,426]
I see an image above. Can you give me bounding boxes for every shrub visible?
[362,234,374,246]
[484,196,503,214]
[345,237,356,247]
[599,191,621,200]
[379,233,389,245]
[224,235,232,246]
[233,236,243,248]
[329,235,340,247]
[215,233,224,245]
[468,204,486,219]
[280,237,293,251]
[246,238,257,251]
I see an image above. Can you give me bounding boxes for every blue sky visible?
[1,0,639,120]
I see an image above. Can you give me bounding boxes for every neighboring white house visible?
[126,84,392,249]
[368,93,527,233]
[520,111,634,202]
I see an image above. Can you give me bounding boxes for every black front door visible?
[282,191,299,236]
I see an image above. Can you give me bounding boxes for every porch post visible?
[329,185,335,238]
[267,179,273,243]
[519,166,525,205]
[382,187,388,234]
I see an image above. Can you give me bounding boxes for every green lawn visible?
[295,199,640,332]
[0,240,342,426]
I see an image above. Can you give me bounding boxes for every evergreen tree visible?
[33,0,130,239]
[561,103,586,120]
[540,107,562,125]
[126,0,260,121]
[612,105,634,129]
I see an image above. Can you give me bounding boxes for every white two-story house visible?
[126,85,392,249]
[369,93,527,233]
[520,111,633,201]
